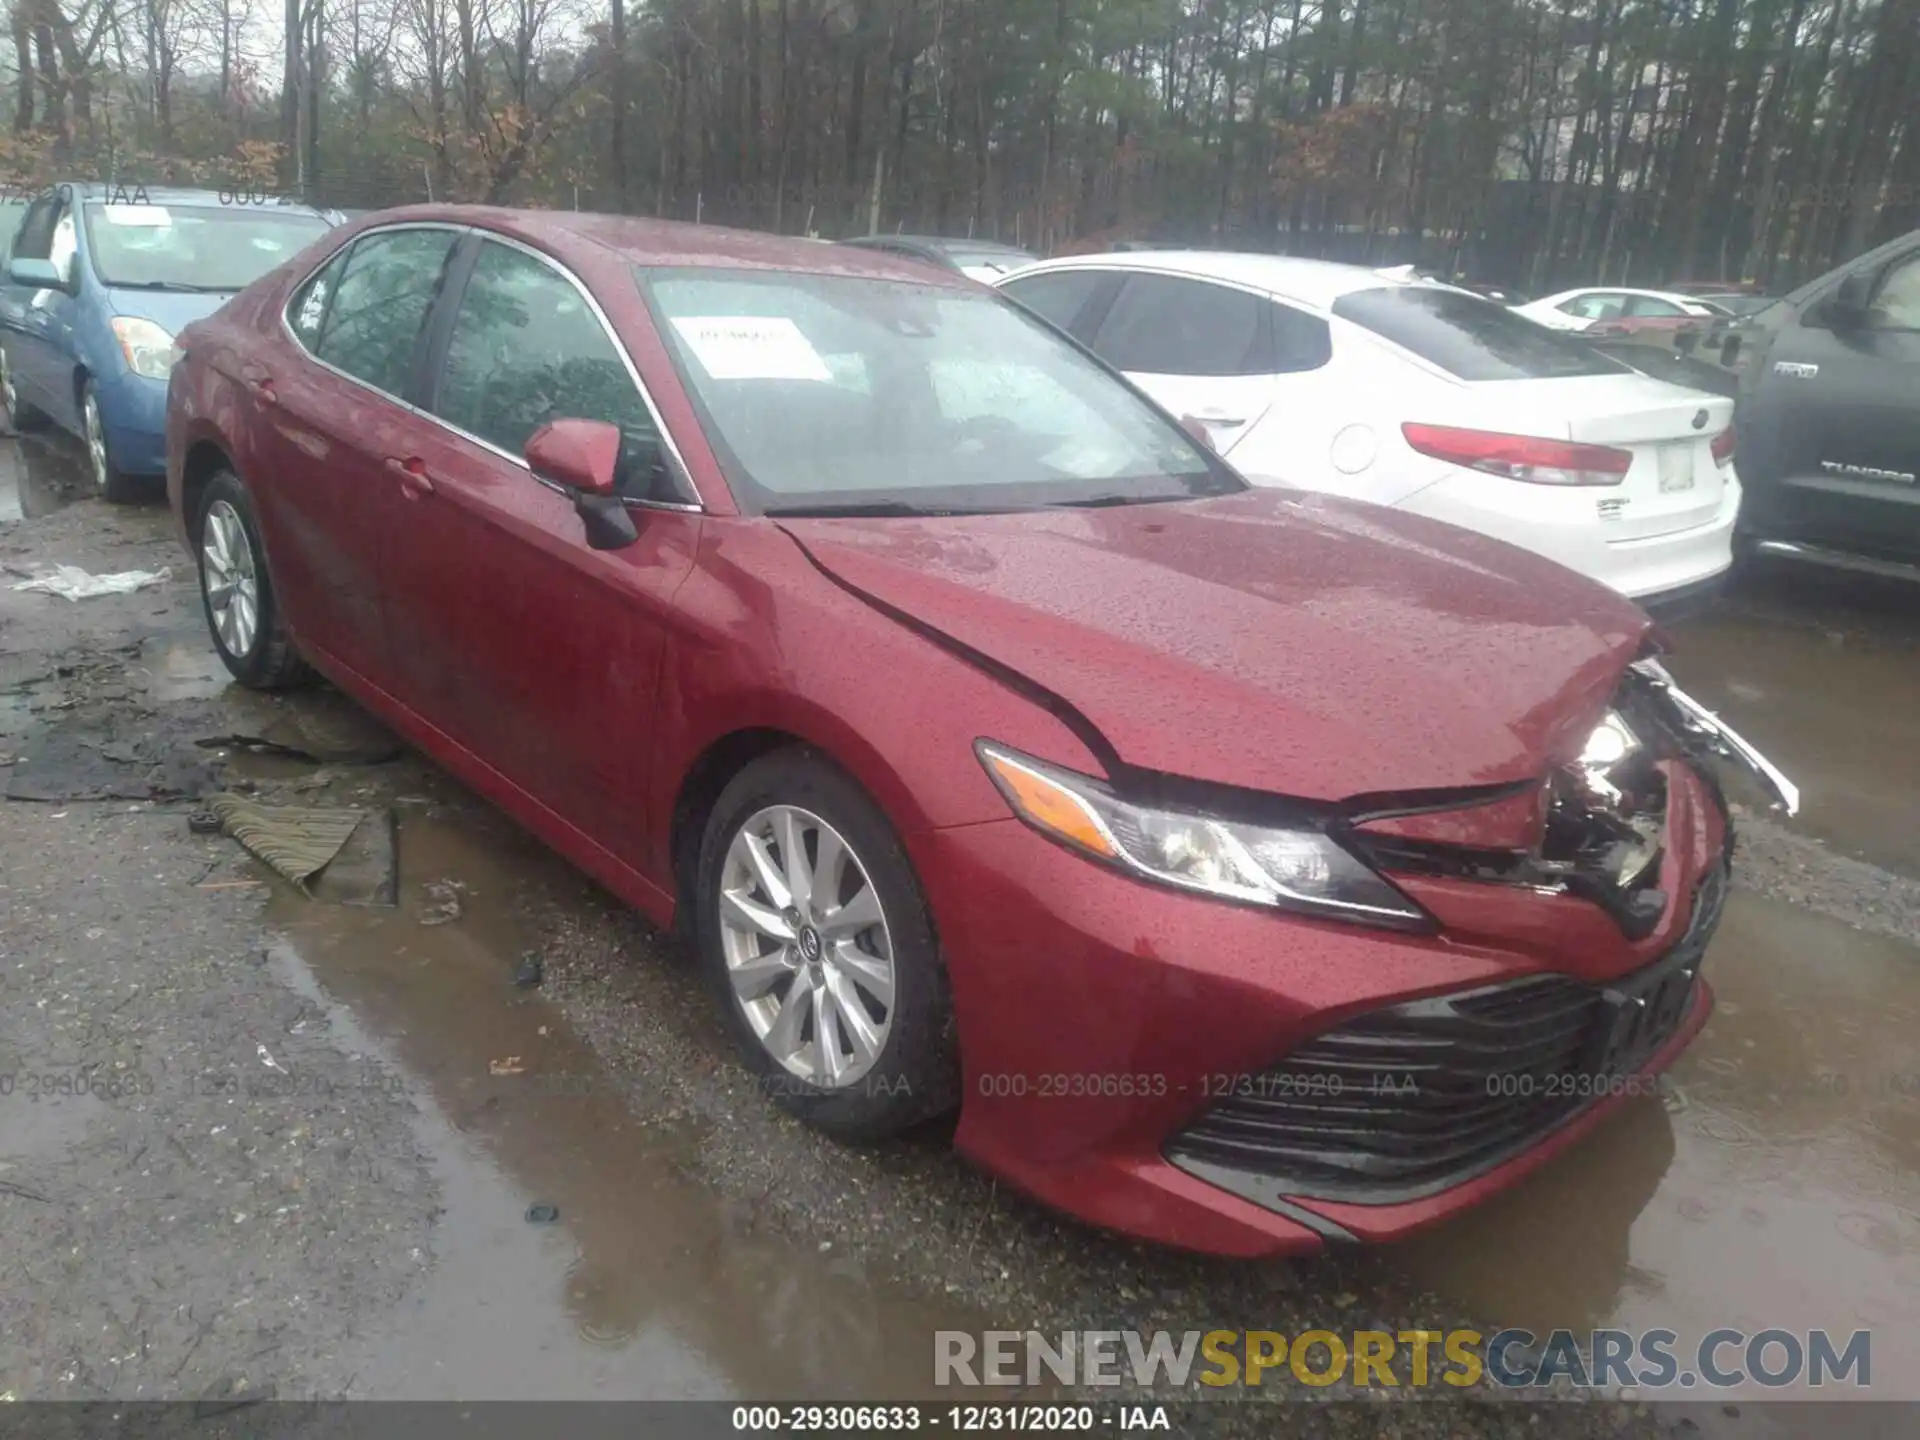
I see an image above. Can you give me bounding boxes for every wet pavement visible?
[264,810,1003,1401]
[4,464,1920,1435]
[0,431,88,524]
[1666,566,1920,880]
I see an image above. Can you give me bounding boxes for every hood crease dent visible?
[778,490,1651,803]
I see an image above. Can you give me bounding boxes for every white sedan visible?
[992,252,1740,615]
[1511,286,1732,331]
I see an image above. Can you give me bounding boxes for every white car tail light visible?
[1711,428,1735,466]
[1401,423,1634,487]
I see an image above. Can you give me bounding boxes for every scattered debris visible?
[419,878,464,926]
[188,810,223,835]
[489,1056,526,1076]
[195,880,265,891]
[10,564,171,600]
[200,792,369,895]
[257,1044,286,1074]
[512,953,544,989]
[195,707,403,766]
[6,718,217,802]
[525,1204,559,1224]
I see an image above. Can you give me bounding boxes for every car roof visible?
[1546,285,1701,302]
[999,249,1443,311]
[339,204,980,288]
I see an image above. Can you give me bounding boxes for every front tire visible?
[695,748,960,1140]
[81,379,140,504]
[195,469,313,689]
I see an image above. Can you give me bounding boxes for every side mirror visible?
[525,418,638,551]
[10,256,63,290]
[1178,415,1217,452]
[1827,270,1875,327]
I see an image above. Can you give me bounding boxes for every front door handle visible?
[385,455,435,498]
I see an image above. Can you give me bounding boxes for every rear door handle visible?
[385,455,435,498]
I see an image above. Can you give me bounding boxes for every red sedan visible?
[164,207,1790,1256]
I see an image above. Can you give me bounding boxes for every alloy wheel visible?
[201,498,260,658]
[717,804,896,1088]
[83,392,110,494]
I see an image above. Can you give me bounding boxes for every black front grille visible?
[1168,866,1726,1206]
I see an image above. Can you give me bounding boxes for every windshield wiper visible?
[111,280,231,293]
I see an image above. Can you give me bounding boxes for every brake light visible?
[1711,428,1735,466]
[1401,423,1634,487]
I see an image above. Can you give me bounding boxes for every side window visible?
[312,228,458,397]
[999,270,1110,334]
[1625,295,1686,318]
[287,248,351,349]
[433,240,662,495]
[1269,301,1333,372]
[1091,274,1265,375]
[1563,294,1623,320]
[1866,252,1920,331]
[47,208,75,285]
[11,195,58,262]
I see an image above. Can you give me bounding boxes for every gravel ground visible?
[4,465,1912,1440]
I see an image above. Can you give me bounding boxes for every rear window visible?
[1332,286,1628,381]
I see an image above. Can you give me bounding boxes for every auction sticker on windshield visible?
[671,315,831,382]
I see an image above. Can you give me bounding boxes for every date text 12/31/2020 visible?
[731,1406,1169,1433]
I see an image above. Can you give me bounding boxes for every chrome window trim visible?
[277,220,706,514]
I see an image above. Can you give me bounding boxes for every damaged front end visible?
[1163,660,1791,1211]
[1350,656,1796,943]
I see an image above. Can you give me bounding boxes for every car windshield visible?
[83,203,330,291]
[636,266,1238,515]
[1334,285,1630,381]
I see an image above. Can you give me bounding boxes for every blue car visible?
[0,184,336,501]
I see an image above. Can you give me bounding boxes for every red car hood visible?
[779,490,1652,802]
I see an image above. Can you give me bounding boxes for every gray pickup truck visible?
[1733,229,1920,582]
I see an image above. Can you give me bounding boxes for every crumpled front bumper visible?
[1631,658,1800,816]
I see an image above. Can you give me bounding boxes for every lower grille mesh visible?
[1168,867,1726,1205]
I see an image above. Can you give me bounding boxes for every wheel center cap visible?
[797,925,822,963]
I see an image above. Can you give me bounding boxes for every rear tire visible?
[195,469,313,689]
[695,748,960,1141]
[0,343,43,432]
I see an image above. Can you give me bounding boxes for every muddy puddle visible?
[1392,889,1920,1412]
[259,806,1003,1400]
[1668,569,1920,879]
[0,435,89,523]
